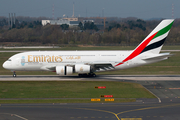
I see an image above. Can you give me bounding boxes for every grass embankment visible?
[0,45,180,51]
[0,81,155,103]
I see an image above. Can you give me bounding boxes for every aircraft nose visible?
[3,61,8,69]
[2,61,11,70]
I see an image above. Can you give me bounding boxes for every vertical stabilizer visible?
[135,19,174,54]
[115,19,174,67]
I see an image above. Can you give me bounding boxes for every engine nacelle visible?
[56,66,73,75]
[75,64,90,73]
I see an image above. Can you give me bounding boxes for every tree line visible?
[0,18,180,46]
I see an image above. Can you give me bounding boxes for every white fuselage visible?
[2,50,158,73]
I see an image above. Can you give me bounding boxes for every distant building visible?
[49,19,70,25]
[63,17,78,21]
[42,18,80,27]
[42,20,51,26]
[69,21,80,26]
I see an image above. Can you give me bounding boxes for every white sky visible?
[0,0,179,19]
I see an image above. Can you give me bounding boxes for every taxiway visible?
[1,75,180,120]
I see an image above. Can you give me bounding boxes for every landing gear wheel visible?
[78,73,88,77]
[78,74,82,77]
[13,71,16,77]
[88,73,96,77]
[79,73,96,77]
[92,73,96,77]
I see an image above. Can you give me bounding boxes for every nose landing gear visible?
[13,71,16,77]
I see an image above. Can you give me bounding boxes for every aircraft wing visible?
[89,61,116,72]
[40,65,56,71]
[40,61,116,72]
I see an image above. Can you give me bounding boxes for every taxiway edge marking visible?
[74,107,120,120]
[117,103,180,115]
[142,85,161,103]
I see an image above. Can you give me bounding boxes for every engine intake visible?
[56,66,73,75]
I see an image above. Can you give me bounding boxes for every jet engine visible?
[56,66,73,75]
[75,64,91,73]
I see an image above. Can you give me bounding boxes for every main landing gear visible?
[78,73,96,77]
[13,71,16,77]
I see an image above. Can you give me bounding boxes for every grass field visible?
[0,99,137,104]
[0,81,154,103]
[1,45,180,51]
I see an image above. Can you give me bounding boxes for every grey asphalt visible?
[1,103,180,120]
[1,75,180,81]
[1,75,180,120]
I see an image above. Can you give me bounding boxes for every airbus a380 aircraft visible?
[3,19,174,77]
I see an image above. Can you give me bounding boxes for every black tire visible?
[82,74,88,77]
[78,74,82,77]
[93,74,96,77]
[88,73,96,77]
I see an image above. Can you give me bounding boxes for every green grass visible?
[1,45,180,51]
[162,45,180,50]
[0,98,136,104]
[0,46,135,51]
[0,81,153,103]
[0,81,155,98]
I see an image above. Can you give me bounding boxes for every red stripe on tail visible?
[115,32,158,67]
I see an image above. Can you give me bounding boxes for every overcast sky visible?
[0,0,179,19]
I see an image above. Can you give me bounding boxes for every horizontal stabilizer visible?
[142,53,173,61]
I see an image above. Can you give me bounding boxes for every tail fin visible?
[134,19,174,54]
[115,19,174,67]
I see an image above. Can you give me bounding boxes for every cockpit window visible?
[7,59,11,61]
